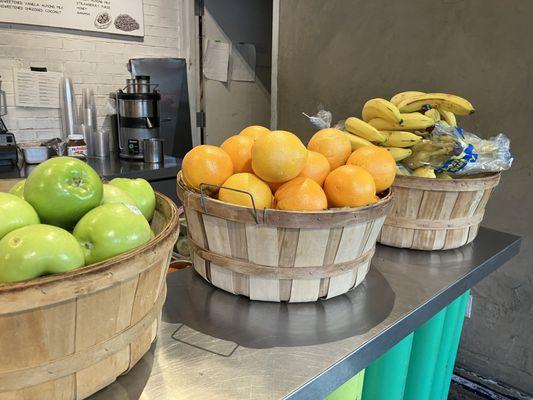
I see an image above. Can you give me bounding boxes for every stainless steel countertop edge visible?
[285,235,522,400]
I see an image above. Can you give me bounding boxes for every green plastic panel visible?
[362,333,414,400]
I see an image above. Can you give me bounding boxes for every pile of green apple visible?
[0,157,157,283]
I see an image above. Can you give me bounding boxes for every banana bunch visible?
[397,93,475,115]
[341,91,475,179]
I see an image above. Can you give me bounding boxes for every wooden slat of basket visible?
[0,179,20,193]
[380,186,424,248]
[290,228,328,302]
[189,239,375,279]
[380,173,500,250]
[0,291,164,392]
[392,173,500,191]
[0,300,76,373]
[76,347,130,399]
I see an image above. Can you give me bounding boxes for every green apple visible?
[24,157,103,228]
[109,178,156,220]
[0,224,85,283]
[8,179,26,199]
[0,192,40,240]
[73,203,152,265]
[101,184,137,206]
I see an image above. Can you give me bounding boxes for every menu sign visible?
[0,0,144,37]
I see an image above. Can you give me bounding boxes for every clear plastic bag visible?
[302,106,332,130]
[401,122,513,175]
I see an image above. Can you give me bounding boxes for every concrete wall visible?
[277,0,532,394]
[0,0,185,142]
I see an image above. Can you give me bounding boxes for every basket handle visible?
[199,183,260,224]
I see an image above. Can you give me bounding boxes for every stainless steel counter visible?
[89,227,520,400]
[0,155,181,181]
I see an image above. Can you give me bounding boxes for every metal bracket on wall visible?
[196,111,206,128]
[194,0,204,16]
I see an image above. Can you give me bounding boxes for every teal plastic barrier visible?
[440,290,470,400]
[361,333,414,400]
[403,306,447,400]
[328,291,470,400]
[429,292,468,399]
[325,370,365,400]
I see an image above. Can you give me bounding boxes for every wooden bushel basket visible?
[378,173,500,251]
[0,182,179,400]
[177,172,393,302]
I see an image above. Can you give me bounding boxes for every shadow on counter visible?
[162,267,395,349]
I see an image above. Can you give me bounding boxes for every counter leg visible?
[403,306,447,400]
[361,333,414,400]
[325,370,365,400]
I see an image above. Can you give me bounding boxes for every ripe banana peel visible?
[362,98,403,124]
[368,113,434,131]
[345,117,386,143]
[412,166,437,178]
[390,91,425,106]
[439,108,457,127]
[380,131,422,148]
[385,147,412,161]
[396,164,412,176]
[436,172,453,179]
[341,130,375,150]
[397,93,475,115]
[424,108,441,122]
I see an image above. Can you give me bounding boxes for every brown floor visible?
[449,381,491,399]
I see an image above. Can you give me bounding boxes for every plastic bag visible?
[401,122,513,175]
[302,106,332,130]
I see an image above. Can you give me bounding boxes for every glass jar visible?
[67,134,87,159]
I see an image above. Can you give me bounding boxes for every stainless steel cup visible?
[143,138,163,163]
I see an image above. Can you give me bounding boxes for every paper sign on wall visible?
[14,69,62,108]
[0,0,144,37]
[203,40,230,83]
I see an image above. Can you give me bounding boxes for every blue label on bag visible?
[437,144,478,173]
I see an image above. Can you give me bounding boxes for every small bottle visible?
[67,134,87,159]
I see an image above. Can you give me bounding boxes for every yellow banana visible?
[439,108,457,127]
[424,108,441,122]
[345,117,386,143]
[397,93,475,115]
[436,172,453,179]
[362,98,403,124]
[385,147,412,161]
[390,91,425,106]
[368,113,434,131]
[341,130,375,150]
[380,131,422,148]
[396,164,412,176]
[412,166,436,178]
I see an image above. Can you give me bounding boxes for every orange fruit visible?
[239,125,270,140]
[324,165,376,208]
[347,146,396,192]
[252,130,308,183]
[275,177,328,211]
[218,173,273,209]
[182,145,234,190]
[265,180,285,193]
[307,128,352,170]
[297,150,331,186]
[220,135,254,173]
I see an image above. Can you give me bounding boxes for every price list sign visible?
[0,0,144,37]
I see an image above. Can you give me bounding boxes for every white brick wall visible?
[0,0,183,143]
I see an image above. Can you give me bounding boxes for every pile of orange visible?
[181,125,395,211]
